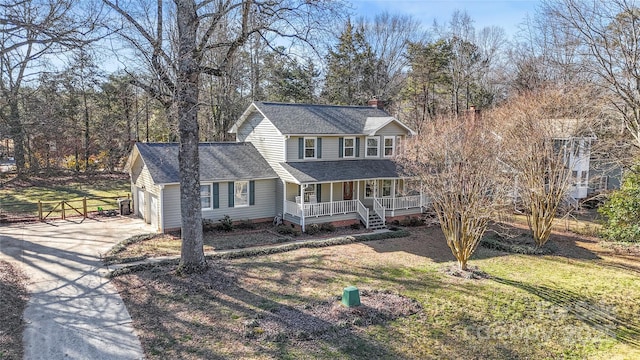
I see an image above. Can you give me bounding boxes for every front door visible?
[343,181,354,200]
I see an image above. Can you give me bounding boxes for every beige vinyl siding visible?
[130,154,161,228]
[286,182,300,202]
[286,136,351,162]
[162,179,277,230]
[130,156,160,196]
[375,121,407,136]
[239,112,284,164]
[162,184,181,230]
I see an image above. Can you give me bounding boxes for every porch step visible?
[367,213,387,230]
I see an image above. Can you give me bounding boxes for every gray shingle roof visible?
[135,142,277,184]
[254,101,392,134]
[280,160,404,183]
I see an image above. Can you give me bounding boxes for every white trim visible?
[343,136,355,158]
[234,180,250,207]
[383,136,395,157]
[365,179,377,198]
[365,136,379,158]
[304,137,317,159]
[200,183,213,210]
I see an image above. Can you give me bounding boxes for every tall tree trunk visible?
[83,91,90,172]
[8,100,26,177]
[175,0,206,273]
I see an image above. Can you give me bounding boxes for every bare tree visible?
[543,0,640,148]
[490,88,599,247]
[399,113,506,270]
[104,0,345,273]
[0,0,97,176]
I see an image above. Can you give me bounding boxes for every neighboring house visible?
[230,100,426,231]
[128,100,427,233]
[550,118,596,200]
[128,142,278,232]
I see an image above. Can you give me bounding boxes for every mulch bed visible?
[0,260,30,360]
[246,289,422,341]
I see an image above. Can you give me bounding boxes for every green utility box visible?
[342,286,361,307]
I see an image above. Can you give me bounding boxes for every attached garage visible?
[127,142,278,233]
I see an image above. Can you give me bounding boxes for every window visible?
[234,181,249,207]
[365,180,377,198]
[343,137,355,158]
[572,170,578,186]
[384,136,395,157]
[304,137,316,158]
[303,184,316,202]
[200,184,212,209]
[381,180,392,197]
[580,171,588,186]
[366,137,379,157]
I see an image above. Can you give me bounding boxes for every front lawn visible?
[0,173,130,218]
[111,226,640,359]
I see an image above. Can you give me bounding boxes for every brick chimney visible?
[368,98,384,110]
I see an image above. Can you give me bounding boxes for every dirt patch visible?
[0,260,29,360]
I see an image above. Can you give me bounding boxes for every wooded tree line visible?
[2,0,636,176]
[2,0,639,271]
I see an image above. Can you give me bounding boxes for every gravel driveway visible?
[0,217,154,360]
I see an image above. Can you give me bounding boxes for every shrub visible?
[275,225,301,236]
[320,223,335,232]
[217,215,234,232]
[599,167,640,242]
[306,223,321,235]
[399,216,425,227]
[236,220,256,230]
[350,223,361,230]
[202,219,217,232]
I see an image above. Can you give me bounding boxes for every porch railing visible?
[357,201,369,229]
[376,195,422,210]
[284,199,358,218]
[373,198,385,226]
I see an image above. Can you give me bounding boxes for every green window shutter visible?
[298,138,304,159]
[355,138,360,157]
[228,182,234,207]
[317,138,322,159]
[339,137,344,158]
[249,181,255,205]
[316,183,322,203]
[213,183,219,209]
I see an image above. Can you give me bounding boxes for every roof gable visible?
[132,142,277,184]
[231,101,415,135]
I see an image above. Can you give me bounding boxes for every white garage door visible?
[150,195,158,230]
[137,189,145,218]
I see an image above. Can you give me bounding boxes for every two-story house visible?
[231,101,425,231]
[128,101,426,233]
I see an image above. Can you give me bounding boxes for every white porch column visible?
[300,184,305,232]
[330,182,334,215]
[391,179,396,216]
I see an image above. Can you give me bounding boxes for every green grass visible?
[0,175,130,215]
[111,228,640,359]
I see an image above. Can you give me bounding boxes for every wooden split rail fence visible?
[0,194,131,223]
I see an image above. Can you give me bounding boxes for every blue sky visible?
[350,0,540,38]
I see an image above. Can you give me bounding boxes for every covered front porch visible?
[283,179,427,231]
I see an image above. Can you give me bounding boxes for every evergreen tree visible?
[322,20,377,105]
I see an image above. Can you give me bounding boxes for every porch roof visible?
[280,159,404,183]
